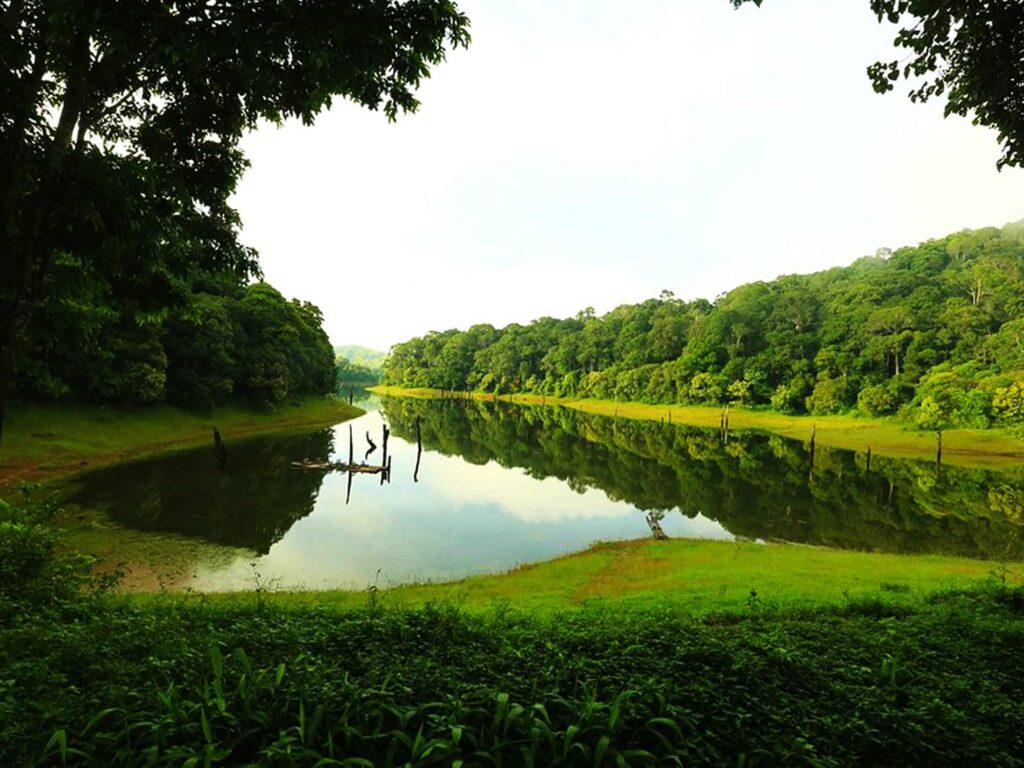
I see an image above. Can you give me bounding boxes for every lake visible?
[60,394,1024,591]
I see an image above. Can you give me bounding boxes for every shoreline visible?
[0,397,364,490]
[371,385,1024,470]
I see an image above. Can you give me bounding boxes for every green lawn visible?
[372,386,1024,470]
[189,538,1016,616]
[0,397,362,489]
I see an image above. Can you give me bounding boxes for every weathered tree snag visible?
[365,430,377,460]
[213,427,227,471]
[646,510,669,540]
[380,425,390,486]
[414,416,422,483]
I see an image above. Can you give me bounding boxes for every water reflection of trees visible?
[382,397,1024,560]
[68,430,335,553]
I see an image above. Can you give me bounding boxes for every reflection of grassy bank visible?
[0,397,362,488]
[193,538,1016,615]
[371,386,1024,469]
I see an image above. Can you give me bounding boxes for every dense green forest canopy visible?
[12,262,337,409]
[384,221,1024,428]
[0,0,469,447]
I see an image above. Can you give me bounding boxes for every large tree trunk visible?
[0,29,91,459]
[0,343,10,462]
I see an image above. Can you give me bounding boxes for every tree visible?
[0,0,470,452]
[731,0,1024,169]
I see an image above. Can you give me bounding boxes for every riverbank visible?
[0,397,363,489]
[371,386,1024,469]
[184,538,1015,615]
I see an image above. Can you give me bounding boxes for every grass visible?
[184,538,1019,616]
[0,397,363,489]
[372,386,1024,470]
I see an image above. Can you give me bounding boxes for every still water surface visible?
[61,394,1024,591]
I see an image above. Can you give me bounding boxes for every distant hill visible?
[334,345,386,387]
[334,345,387,368]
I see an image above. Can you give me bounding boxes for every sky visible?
[231,0,1024,353]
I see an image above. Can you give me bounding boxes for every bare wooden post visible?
[414,416,422,482]
[380,425,390,486]
[213,427,227,471]
[348,386,353,405]
[386,454,392,484]
[348,424,354,466]
[866,446,872,475]
[936,429,943,470]
[346,467,353,505]
[809,424,817,466]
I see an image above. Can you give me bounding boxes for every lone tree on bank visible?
[0,0,469,453]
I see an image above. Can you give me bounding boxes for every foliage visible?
[13,272,337,409]
[3,586,1024,766]
[0,488,95,609]
[0,0,471,446]
[336,358,383,386]
[383,221,1024,427]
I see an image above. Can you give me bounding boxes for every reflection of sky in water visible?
[191,407,731,591]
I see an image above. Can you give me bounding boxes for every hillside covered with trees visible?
[12,264,336,410]
[384,221,1024,429]
[335,346,385,386]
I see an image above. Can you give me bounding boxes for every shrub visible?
[857,384,900,416]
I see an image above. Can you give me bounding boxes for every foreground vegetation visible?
[0,397,361,488]
[385,221,1024,432]
[3,490,1024,766]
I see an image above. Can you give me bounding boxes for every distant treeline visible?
[384,221,1024,429]
[14,265,336,409]
[335,358,382,386]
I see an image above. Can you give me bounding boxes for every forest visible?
[384,221,1024,429]
[11,263,336,410]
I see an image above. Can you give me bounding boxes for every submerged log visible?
[291,459,388,474]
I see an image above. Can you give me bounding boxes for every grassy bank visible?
[372,386,1024,469]
[0,397,363,489]
[202,538,1017,615]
